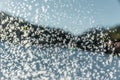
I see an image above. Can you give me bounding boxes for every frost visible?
[0,0,120,80]
[0,42,119,80]
[42,6,47,13]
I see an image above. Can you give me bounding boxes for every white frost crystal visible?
[0,0,120,80]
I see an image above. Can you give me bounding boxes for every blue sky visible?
[0,0,120,35]
[93,0,120,27]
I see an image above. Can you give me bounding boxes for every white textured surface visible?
[0,42,120,80]
[0,0,120,80]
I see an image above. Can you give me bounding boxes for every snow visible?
[0,42,120,80]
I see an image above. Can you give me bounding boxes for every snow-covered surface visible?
[0,42,120,80]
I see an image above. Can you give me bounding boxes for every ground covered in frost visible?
[0,42,120,80]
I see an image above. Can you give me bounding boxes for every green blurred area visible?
[106,25,120,41]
